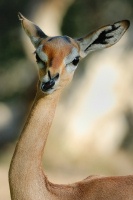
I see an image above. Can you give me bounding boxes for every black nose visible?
[41,71,59,92]
[41,79,55,92]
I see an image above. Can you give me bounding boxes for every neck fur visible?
[9,89,61,200]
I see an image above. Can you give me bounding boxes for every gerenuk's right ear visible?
[18,12,48,48]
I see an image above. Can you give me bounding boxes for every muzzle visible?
[41,71,59,93]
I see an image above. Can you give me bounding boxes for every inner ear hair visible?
[77,20,130,57]
[85,24,120,51]
[89,25,120,45]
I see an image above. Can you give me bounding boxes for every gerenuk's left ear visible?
[76,20,130,58]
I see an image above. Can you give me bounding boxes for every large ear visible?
[18,12,48,48]
[76,20,130,58]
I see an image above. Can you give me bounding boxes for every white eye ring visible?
[66,57,79,73]
[35,53,46,69]
[36,45,48,62]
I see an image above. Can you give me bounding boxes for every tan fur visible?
[9,14,133,200]
[40,38,78,76]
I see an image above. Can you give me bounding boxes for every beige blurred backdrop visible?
[1,0,133,199]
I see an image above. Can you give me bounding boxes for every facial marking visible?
[47,35,71,43]
[41,37,74,71]
[36,37,79,94]
[64,47,79,73]
[64,47,79,65]
[36,45,48,63]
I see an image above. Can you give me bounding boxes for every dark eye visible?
[36,53,42,63]
[35,53,46,69]
[72,56,80,66]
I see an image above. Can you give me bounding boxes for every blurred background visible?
[1,0,133,199]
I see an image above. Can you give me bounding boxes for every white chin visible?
[43,88,56,95]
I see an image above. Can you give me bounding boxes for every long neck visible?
[9,89,61,200]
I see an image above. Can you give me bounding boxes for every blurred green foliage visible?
[62,0,133,37]
[0,0,29,67]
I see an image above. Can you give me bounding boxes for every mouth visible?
[41,71,59,94]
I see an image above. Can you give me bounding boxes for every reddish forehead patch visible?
[41,37,78,69]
